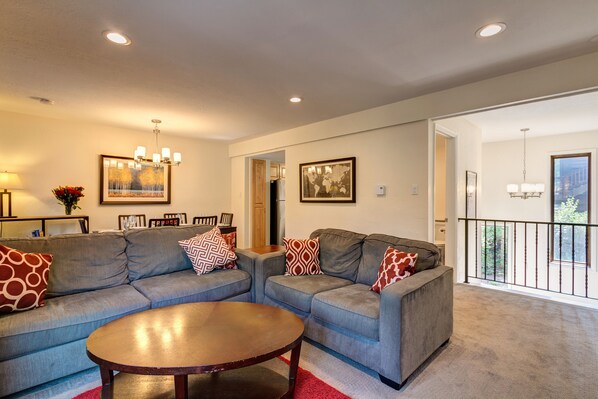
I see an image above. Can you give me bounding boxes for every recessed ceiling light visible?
[103,31,132,46]
[476,22,507,38]
[289,97,302,103]
[29,96,54,105]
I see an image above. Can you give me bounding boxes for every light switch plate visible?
[376,185,386,196]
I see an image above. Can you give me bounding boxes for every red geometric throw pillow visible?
[371,246,418,294]
[178,228,236,275]
[218,232,237,270]
[0,244,53,313]
[283,237,323,276]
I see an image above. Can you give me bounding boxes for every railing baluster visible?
[524,223,527,288]
[504,221,507,283]
[585,225,589,298]
[546,223,550,293]
[514,222,517,285]
[483,220,487,280]
[475,220,478,279]
[559,224,562,294]
[464,218,469,284]
[493,220,497,281]
[572,223,575,296]
[536,223,538,288]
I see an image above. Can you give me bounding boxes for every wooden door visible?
[252,159,267,247]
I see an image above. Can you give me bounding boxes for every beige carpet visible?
[12,284,598,399]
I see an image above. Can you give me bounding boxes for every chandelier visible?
[134,119,182,167]
[506,128,544,199]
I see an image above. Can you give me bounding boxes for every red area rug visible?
[72,359,350,399]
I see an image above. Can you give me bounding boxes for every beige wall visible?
[1,110,230,236]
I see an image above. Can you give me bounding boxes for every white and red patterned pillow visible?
[178,228,237,275]
[371,246,418,294]
[283,237,323,276]
[218,232,237,270]
[0,244,53,313]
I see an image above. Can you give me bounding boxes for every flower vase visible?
[64,204,73,215]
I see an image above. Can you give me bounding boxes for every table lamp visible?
[0,171,22,218]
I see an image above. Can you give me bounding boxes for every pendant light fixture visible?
[134,119,182,167]
[506,128,544,199]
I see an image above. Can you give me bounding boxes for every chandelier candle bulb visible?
[173,152,182,164]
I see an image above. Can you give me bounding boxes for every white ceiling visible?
[1,1,598,141]
[455,90,598,142]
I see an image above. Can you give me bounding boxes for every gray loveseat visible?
[255,228,453,389]
[0,224,257,397]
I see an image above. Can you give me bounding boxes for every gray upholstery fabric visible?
[0,285,149,360]
[310,228,366,281]
[0,285,150,361]
[306,318,381,372]
[234,248,259,302]
[264,296,311,320]
[125,224,212,281]
[0,338,96,398]
[356,233,441,286]
[265,274,352,313]
[131,268,251,308]
[379,265,453,384]
[0,233,129,297]
[255,250,286,303]
[312,283,380,340]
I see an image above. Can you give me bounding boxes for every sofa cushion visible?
[0,284,150,361]
[357,234,440,286]
[265,274,352,313]
[130,268,251,308]
[312,283,380,340]
[0,244,52,313]
[284,237,323,276]
[125,224,212,281]
[0,233,129,298]
[371,247,417,294]
[310,229,366,281]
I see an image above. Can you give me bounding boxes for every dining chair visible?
[193,215,218,226]
[148,218,180,227]
[219,212,234,226]
[164,212,187,224]
[118,214,147,230]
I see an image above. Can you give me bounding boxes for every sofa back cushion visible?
[0,232,129,298]
[125,224,212,281]
[356,233,440,286]
[309,229,367,281]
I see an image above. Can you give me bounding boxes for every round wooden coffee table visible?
[86,302,304,399]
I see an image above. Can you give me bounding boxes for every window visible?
[551,153,591,264]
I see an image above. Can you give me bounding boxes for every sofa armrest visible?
[254,251,286,303]
[379,265,453,385]
[235,248,259,302]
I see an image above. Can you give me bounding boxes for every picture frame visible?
[99,155,171,205]
[465,170,477,218]
[300,157,356,203]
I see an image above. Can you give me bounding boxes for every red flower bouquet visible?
[52,186,84,215]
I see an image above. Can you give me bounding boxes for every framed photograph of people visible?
[300,157,356,203]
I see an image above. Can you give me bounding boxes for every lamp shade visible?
[506,184,519,193]
[0,171,22,190]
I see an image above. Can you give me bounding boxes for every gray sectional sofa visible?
[255,228,453,389]
[0,224,257,397]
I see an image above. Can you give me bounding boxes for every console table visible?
[0,215,89,237]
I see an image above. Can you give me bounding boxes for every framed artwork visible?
[465,170,477,218]
[300,157,356,203]
[100,155,171,205]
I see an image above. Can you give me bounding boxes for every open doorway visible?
[249,151,285,247]
[434,130,456,266]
